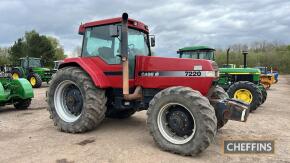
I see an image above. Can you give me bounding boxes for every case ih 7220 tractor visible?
[47,13,249,156]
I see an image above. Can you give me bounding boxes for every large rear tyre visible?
[11,69,23,79]
[47,67,107,133]
[210,86,229,129]
[14,99,31,110]
[227,81,262,112]
[106,109,136,119]
[147,86,217,156]
[27,73,42,88]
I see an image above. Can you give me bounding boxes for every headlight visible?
[205,71,219,77]
[205,71,215,77]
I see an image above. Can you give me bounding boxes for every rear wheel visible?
[27,73,42,88]
[147,86,217,156]
[14,99,31,110]
[210,86,229,129]
[227,81,262,112]
[47,67,107,133]
[11,69,23,79]
[106,109,136,119]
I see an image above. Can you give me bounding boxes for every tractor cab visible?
[19,57,43,68]
[177,46,215,60]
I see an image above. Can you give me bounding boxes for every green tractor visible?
[178,46,267,111]
[0,71,34,109]
[10,57,54,88]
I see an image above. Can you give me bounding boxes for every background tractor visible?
[0,72,33,109]
[178,46,267,111]
[10,57,54,88]
[47,13,250,156]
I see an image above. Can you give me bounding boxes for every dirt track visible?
[0,76,290,163]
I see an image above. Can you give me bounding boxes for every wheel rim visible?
[12,73,19,79]
[54,80,83,123]
[157,103,196,145]
[30,77,36,86]
[234,89,253,103]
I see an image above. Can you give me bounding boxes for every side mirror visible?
[109,25,119,37]
[150,35,155,47]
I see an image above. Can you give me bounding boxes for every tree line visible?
[0,30,66,68]
[215,41,290,74]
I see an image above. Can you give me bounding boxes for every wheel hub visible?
[167,109,193,137]
[234,89,253,103]
[54,80,84,123]
[63,85,83,116]
[157,103,196,145]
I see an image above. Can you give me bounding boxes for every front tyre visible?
[47,67,107,133]
[260,86,267,105]
[147,86,217,156]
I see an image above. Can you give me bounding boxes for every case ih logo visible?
[223,140,275,154]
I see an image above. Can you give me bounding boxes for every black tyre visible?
[210,86,229,129]
[106,109,136,119]
[147,86,217,156]
[14,99,31,110]
[260,86,267,105]
[27,73,42,88]
[11,68,23,79]
[47,67,107,133]
[227,81,262,112]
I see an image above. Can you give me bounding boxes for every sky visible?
[0,0,290,57]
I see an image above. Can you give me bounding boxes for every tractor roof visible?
[178,46,215,52]
[79,17,149,35]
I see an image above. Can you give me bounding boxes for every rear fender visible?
[59,61,110,88]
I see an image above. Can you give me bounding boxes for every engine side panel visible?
[135,56,217,95]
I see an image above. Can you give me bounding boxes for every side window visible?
[82,25,121,64]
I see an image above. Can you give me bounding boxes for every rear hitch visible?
[211,98,250,122]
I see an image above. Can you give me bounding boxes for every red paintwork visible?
[135,56,217,95]
[79,17,149,34]
[61,56,217,96]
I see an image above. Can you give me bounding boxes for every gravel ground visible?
[0,76,290,163]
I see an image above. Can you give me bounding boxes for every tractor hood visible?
[219,68,261,74]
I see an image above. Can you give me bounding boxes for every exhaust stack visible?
[226,48,230,67]
[120,13,142,100]
[242,50,248,68]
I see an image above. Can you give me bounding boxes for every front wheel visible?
[47,67,107,133]
[260,86,267,105]
[147,86,217,156]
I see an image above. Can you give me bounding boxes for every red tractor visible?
[47,13,249,156]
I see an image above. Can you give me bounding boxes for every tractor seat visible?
[98,47,115,63]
